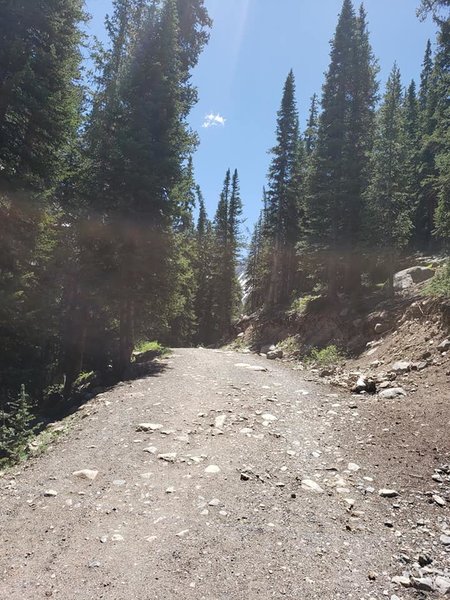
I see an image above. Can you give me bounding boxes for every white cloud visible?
[202,113,226,129]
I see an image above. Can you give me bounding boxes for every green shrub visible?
[424,261,450,299]
[279,335,301,355]
[0,385,36,463]
[306,345,344,366]
[133,340,170,356]
[73,371,95,387]
[287,295,321,317]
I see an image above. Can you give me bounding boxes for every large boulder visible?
[394,266,435,290]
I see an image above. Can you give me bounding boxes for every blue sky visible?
[85,0,437,237]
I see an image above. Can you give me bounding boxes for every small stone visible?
[44,490,58,497]
[240,428,253,434]
[379,388,406,399]
[384,520,394,528]
[240,472,250,481]
[432,494,446,507]
[113,480,126,486]
[301,479,324,493]
[143,446,157,454]
[434,576,450,595]
[165,486,175,494]
[440,534,450,546]
[267,349,283,360]
[214,415,226,429]
[392,575,411,587]
[136,423,163,432]
[368,571,377,581]
[411,577,433,592]
[158,453,177,462]
[437,339,450,352]
[111,534,124,542]
[262,413,277,422]
[176,529,189,537]
[347,462,360,472]
[205,465,220,474]
[379,489,399,498]
[72,469,98,481]
[418,553,432,567]
[208,498,220,506]
[391,361,412,373]
[88,560,101,568]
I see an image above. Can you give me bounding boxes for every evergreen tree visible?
[304,94,319,157]
[211,169,243,339]
[431,13,450,248]
[415,39,440,248]
[266,70,304,307]
[364,65,413,294]
[194,189,215,343]
[305,0,378,296]
[0,0,85,406]
[245,192,271,313]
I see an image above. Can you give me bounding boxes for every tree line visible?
[0,0,246,457]
[246,0,450,313]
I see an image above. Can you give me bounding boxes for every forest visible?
[0,0,449,458]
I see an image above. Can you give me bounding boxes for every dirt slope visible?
[0,349,449,599]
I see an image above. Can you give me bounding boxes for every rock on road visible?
[1,349,449,599]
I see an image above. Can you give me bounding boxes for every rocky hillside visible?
[234,259,450,399]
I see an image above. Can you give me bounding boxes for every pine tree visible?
[305,0,377,296]
[245,192,271,314]
[0,0,85,408]
[432,13,450,248]
[415,39,439,248]
[364,65,413,294]
[194,189,215,343]
[266,71,304,307]
[72,0,210,378]
[304,94,319,157]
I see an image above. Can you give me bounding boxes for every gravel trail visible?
[1,348,449,599]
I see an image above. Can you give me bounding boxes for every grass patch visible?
[134,340,170,356]
[306,345,345,367]
[424,261,450,299]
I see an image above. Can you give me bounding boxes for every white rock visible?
[379,388,406,399]
[165,486,175,494]
[176,529,189,537]
[208,498,220,506]
[204,465,221,474]
[111,534,124,542]
[432,494,446,507]
[240,428,253,434]
[434,576,450,595]
[214,415,226,429]
[378,488,399,498]
[262,413,277,422]
[392,575,410,587]
[143,446,157,454]
[158,453,177,462]
[136,423,163,432]
[301,479,324,493]
[72,469,98,481]
[347,462,360,472]
[44,489,58,497]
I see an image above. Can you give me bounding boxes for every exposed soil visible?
[1,348,449,599]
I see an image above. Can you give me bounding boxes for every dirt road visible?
[1,349,449,599]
